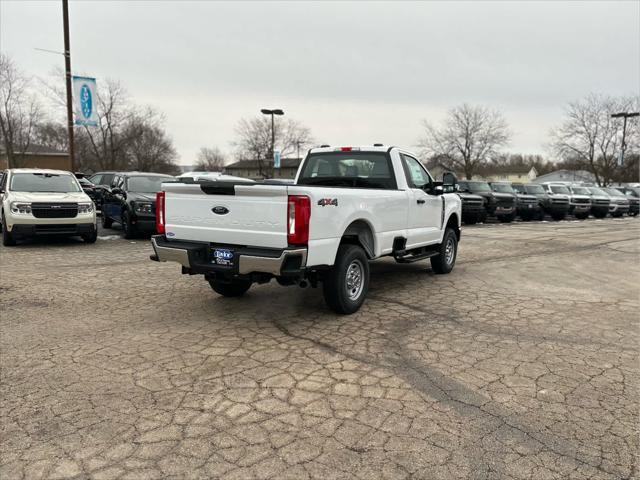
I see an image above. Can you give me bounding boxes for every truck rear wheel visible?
[323,244,369,315]
[209,279,252,297]
[430,228,457,274]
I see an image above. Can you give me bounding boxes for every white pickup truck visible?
[150,145,462,313]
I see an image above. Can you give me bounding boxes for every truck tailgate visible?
[163,183,289,248]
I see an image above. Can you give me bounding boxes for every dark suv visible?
[87,171,120,210]
[614,186,639,216]
[101,172,174,238]
[491,182,540,221]
[540,184,571,220]
[584,187,611,218]
[603,187,630,217]
[456,190,485,224]
[457,180,516,222]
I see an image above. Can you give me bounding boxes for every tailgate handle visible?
[417,199,426,205]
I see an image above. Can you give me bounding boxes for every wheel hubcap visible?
[444,237,455,265]
[345,260,364,301]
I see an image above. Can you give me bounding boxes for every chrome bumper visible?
[151,237,190,268]
[237,249,307,275]
[151,237,307,276]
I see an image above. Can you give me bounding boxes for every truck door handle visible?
[417,199,425,204]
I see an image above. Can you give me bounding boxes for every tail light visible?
[156,191,165,234]
[287,195,310,245]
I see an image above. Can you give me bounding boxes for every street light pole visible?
[62,0,75,172]
[611,112,639,167]
[260,108,284,177]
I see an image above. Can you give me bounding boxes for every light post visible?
[611,112,639,167]
[260,108,284,161]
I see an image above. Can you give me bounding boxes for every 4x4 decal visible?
[318,198,338,207]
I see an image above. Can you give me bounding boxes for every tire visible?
[479,212,487,223]
[122,211,136,239]
[209,279,252,297]
[575,213,588,220]
[551,213,565,221]
[82,229,98,243]
[430,228,458,275]
[462,216,477,225]
[1,210,16,246]
[498,214,513,223]
[593,211,607,219]
[322,244,369,315]
[101,212,113,228]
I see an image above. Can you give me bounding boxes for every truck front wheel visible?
[323,244,369,315]
[209,279,252,297]
[430,228,458,274]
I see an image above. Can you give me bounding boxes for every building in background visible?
[0,145,71,170]
[427,164,537,182]
[533,169,596,184]
[223,158,302,180]
[476,165,538,182]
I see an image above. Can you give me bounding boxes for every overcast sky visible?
[2,1,639,165]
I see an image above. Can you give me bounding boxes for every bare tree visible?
[550,94,639,186]
[233,116,313,177]
[124,112,179,174]
[0,54,43,167]
[33,121,69,152]
[419,104,510,180]
[194,147,225,171]
[82,79,136,170]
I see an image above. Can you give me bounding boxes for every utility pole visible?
[611,112,639,167]
[62,0,75,172]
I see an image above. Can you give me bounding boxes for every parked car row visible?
[458,180,639,224]
[1,165,638,247]
[0,168,249,245]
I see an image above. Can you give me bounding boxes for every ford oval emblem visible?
[212,206,229,215]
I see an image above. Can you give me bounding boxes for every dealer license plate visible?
[212,248,235,267]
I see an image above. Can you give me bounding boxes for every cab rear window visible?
[298,152,396,189]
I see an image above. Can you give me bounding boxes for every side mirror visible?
[442,172,457,187]
[438,172,457,194]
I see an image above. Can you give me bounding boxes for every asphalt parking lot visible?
[1,218,638,479]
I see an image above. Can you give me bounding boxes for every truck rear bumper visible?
[150,235,307,276]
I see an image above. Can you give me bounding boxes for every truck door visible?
[401,154,442,248]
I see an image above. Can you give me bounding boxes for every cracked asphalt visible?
[1,218,638,479]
